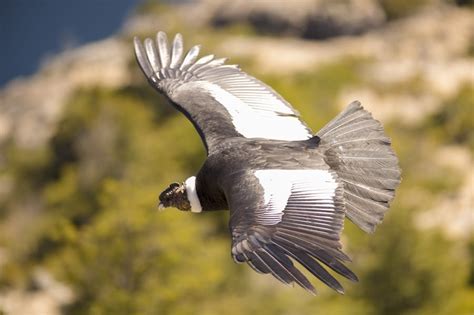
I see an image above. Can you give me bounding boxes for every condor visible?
[134,32,401,294]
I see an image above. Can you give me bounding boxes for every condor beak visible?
[158,202,165,211]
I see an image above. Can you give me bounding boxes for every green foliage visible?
[366,74,427,97]
[348,206,469,315]
[378,0,432,20]
[4,146,52,188]
[1,23,473,315]
[134,1,171,16]
[423,84,474,151]
[469,239,474,286]
[212,22,259,37]
[262,58,364,130]
[51,196,232,315]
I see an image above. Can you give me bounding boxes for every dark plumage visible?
[133,32,401,295]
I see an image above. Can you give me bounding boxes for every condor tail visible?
[317,101,401,233]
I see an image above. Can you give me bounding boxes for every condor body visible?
[134,32,401,294]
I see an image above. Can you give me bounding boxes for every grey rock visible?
[204,0,386,39]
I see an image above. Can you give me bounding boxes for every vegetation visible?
[377,0,433,20]
[0,5,473,314]
[423,85,474,152]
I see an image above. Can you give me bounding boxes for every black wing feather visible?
[228,170,356,294]
[134,32,312,154]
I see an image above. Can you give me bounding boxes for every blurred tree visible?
[1,21,473,314]
[423,85,474,151]
[378,0,432,20]
[348,206,469,315]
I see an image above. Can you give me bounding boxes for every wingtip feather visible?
[170,33,184,69]
[156,31,170,68]
[133,37,154,78]
[144,37,161,73]
[180,44,201,71]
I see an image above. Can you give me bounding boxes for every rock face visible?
[3,4,471,152]
[205,0,386,38]
[0,38,131,150]
[0,269,74,315]
[215,6,474,124]
[0,2,473,314]
[415,146,474,240]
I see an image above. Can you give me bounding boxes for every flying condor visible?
[133,32,401,295]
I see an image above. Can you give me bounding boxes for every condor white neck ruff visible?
[185,176,202,213]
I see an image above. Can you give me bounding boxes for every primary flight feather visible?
[134,31,401,295]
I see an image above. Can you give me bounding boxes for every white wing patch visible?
[203,82,312,141]
[135,32,314,145]
[254,169,338,225]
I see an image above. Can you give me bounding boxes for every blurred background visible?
[0,0,473,314]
